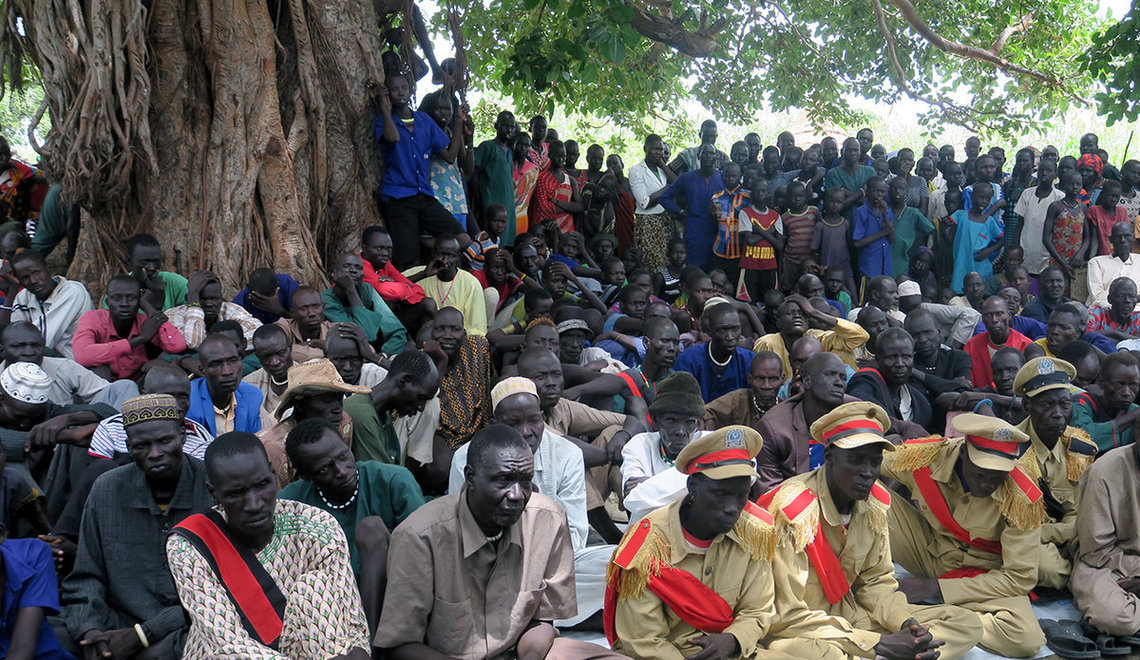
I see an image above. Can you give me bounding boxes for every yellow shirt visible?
[213,394,236,436]
[753,320,869,381]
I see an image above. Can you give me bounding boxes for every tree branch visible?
[882,0,1066,87]
[990,13,1032,55]
[626,2,721,57]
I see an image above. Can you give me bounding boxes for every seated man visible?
[762,402,981,659]
[1,321,134,408]
[321,253,407,355]
[167,432,370,658]
[278,418,425,633]
[703,351,783,432]
[73,274,187,382]
[275,285,334,363]
[449,377,614,628]
[607,425,835,659]
[1072,350,1140,452]
[242,324,297,428]
[5,249,93,359]
[340,349,440,467]
[231,267,299,324]
[882,414,1047,657]
[122,233,187,311]
[518,346,642,542]
[57,394,213,659]
[897,280,981,350]
[405,234,487,335]
[1087,277,1140,343]
[375,424,621,659]
[359,226,432,321]
[963,295,1033,388]
[1012,357,1095,590]
[165,271,261,351]
[673,301,756,403]
[1070,435,1140,637]
[325,325,389,388]
[846,275,905,324]
[754,294,868,380]
[621,372,708,522]
[1086,220,1140,309]
[846,327,932,429]
[185,334,263,437]
[904,309,971,405]
[258,359,370,485]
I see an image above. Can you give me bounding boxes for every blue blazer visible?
[187,378,263,437]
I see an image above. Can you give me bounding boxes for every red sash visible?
[617,371,654,427]
[603,521,735,645]
[172,511,286,648]
[911,467,1001,554]
[758,487,851,604]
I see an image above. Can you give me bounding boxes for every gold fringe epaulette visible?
[1061,427,1096,483]
[885,436,948,473]
[606,519,672,600]
[862,482,891,537]
[999,451,1046,531]
[765,482,820,552]
[733,502,778,561]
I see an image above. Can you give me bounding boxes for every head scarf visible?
[1078,153,1104,177]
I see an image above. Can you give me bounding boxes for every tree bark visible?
[2,0,388,296]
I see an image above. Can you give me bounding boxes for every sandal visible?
[1081,620,1130,656]
[1039,618,1100,659]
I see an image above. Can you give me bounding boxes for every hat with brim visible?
[556,318,594,339]
[275,359,371,418]
[674,425,763,480]
[810,401,896,451]
[1013,357,1075,398]
[953,413,1028,472]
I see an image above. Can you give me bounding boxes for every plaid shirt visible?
[711,186,750,259]
[1088,305,1140,336]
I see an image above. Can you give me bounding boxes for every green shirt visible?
[1072,391,1137,453]
[890,206,935,278]
[320,284,408,355]
[278,460,425,573]
[101,271,188,311]
[343,393,401,464]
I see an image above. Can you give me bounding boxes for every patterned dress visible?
[1049,202,1087,269]
[438,334,492,448]
[531,169,576,233]
[512,160,539,237]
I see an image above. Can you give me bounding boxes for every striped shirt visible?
[782,208,820,264]
[88,415,214,460]
[710,187,750,259]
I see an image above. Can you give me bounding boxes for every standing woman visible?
[511,132,540,238]
[529,140,582,234]
[627,134,677,270]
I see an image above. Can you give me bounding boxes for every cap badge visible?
[1038,359,1055,375]
[725,428,744,448]
[994,428,1012,442]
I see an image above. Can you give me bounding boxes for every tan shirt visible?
[703,388,765,433]
[274,318,334,364]
[1019,418,1081,546]
[1073,445,1140,578]
[882,438,1041,605]
[545,397,626,438]
[243,364,297,430]
[375,490,576,659]
[258,411,354,487]
[213,394,236,436]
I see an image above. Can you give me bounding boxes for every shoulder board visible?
[733,500,778,561]
[607,518,671,600]
[999,455,1046,530]
[870,482,892,506]
[765,482,819,551]
[1062,427,1096,482]
[886,435,947,472]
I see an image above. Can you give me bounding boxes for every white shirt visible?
[621,430,711,522]
[628,161,668,215]
[1015,186,1066,274]
[449,427,588,551]
[920,302,982,347]
[0,357,109,406]
[1087,253,1140,309]
[846,305,906,324]
[11,276,93,359]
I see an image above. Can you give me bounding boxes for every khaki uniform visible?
[882,437,1047,658]
[608,499,842,660]
[545,397,626,509]
[764,469,982,659]
[1017,418,1095,588]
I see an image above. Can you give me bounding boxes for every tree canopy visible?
[447,0,1110,136]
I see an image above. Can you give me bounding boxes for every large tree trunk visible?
[2,0,387,296]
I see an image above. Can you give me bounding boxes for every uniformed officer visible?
[761,401,982,659]
[604,425,841,660]
[1013,356,1096,589]
[883,413,1047,658]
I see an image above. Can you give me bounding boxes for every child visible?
[652,237,687,305]
[822,265,854,317]
[934,188,963,286]
[780,180,820,290]
[708,162,749,284]
[1044,170,1093,301]
[708,268,733,299]
[588,232,618,264]
[961,154,1005,217]
[1120,160,1140,225]
[464,203,508,269]
[1088,179,1128,255]
[852,176,893,280]
[950,183,1004,292]
[887,176,934,279]
[812,188,856,296]
[909,247,939,301]
[599,256,627,307]
[737,176,784,302]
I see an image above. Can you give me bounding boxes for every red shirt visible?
[963,329,1032,388]
[72,309,188,381]
[361,256,426,305]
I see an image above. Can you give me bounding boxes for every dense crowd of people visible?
[3,52,1140,660]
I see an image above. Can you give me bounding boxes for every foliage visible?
[1083,0,1140,126]
[440,0,1106,138]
